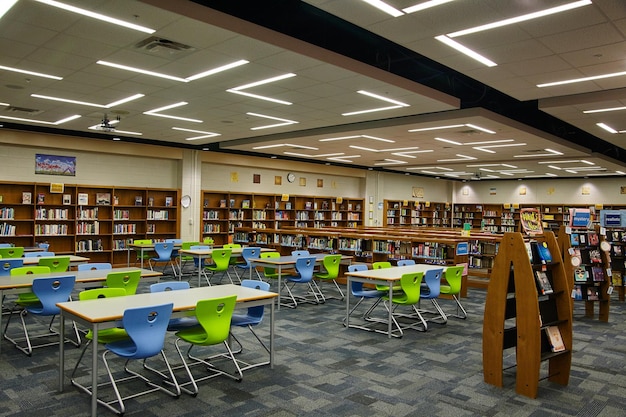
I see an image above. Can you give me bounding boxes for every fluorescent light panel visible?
[246,112,298,131]
[538,70,626,88]
[361,0,403,17]
[597,122,618,133]
[583,106,626,114]
[0,65,62,80]
[172,127,220,141]
[31,93,144,108]
[435,35,497,67]
[0,114,79,125]
[403,0,455,14]
[0,0,17,19]
[144,102,202,123]
[35,0,155,34]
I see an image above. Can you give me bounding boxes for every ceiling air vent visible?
[134,36,195,56]
[4,105,42,115]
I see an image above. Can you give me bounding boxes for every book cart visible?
[483,229,572,398]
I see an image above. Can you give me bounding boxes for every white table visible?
[57,284,277,417]
[0,267,161,353]
[22,254,90,267]
[345,264,446,338]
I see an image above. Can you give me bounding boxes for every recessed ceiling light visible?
[172,127,221,140]
[0,114,80,125]
[185,60,249,81]
[35,0,155,34]
[31,93,144,108]
[342,91,409,116]
[403,0,455,14]
[597,122,618,134]
[228,73,296,105]
[97,61,187,82]
[435,137,462,145]
[583,106,626,114]
[0,0,17,19]
[435,36,497,67]
[360,0,403,17]
[538,70,626,88]
[246,112,298,130]
[144,102,202,123]
[0,65,62,80]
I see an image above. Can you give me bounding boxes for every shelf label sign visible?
[456,242,469,256]
[600,210,622,227]
[569,208,591,228]
[520,208,543,234]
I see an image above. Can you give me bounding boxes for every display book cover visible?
[535,270,554,295]
[544,325,566,352]
[527,241,553,264]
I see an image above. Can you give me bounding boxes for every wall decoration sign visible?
[35,154,76,176]
[412,187,424,198]
[520,208,543,235]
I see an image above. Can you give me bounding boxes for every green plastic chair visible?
[10,266,51,306]
[439,266,467,319]
[260,251,285,282]
[203,248,234,285]
[315,254,344,300]
[382,271,426,336]
[38,256,70,272]
[105,270,141,295]
[133,239,153,266]
[0,247,24,258]
[373,261,399,292]
[223,243,243,281]
[179,241,200,276]
[174,295,242,394]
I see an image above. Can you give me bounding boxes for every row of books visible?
[573,266,605,282]
[525,240,553,264]
[570,231,599,246]
[0,207,14,219]
[572,284,600,301]
[0,222,16,236]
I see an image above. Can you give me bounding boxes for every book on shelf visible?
[611,271,623,287]
[525,241,534,263]
[610,231,622,242]
[135,195,143,206]
[537,242,552,263]
[588,232,599,246]
[589,249,602,263]
[579,233,587,245]
[229,199,235,208]
[165,196,173,207]
[570,233,580,246]
[96,192,111,205]
[612,245,623,257]
[77,193,88,206]
[591,266,605,282]
[535,270,554,295]
[148,197,154,207]
[113,195,119,206]
[37,193,45,205]
[63,194,71,205]
[586,286,599,301]
[241,199,250,209]
[219,199,226,208]
[574,267,589,282]
[572,284,583,300]
[544,326,566,352]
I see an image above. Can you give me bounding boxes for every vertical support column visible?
[180,149,202,242]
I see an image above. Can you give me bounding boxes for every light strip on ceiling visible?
[408,124,464,132]
[97,61,187,82]
[227,90,292,105]
[361,135,395,143]
[374,159,407,165]
[31,93,144,108]
[513,149,563,158]
[247,112,298,130]
[538,70,626,88]
[434,36,497,67]
[0,0,17,19]
[35,0,155,34]
[447,1,591,38]
[597,122,618,133]
[583,106,626,114]
[144,102,202,123]
[466,139,514,145]
[357,90,410,107]
[473,143,526,153]
[0,65,62,80]
[465,123,496,134]
[437,154,477,162]
[185,60,249,81]
[403,0,455,14]
[435,137,462,145]
[284,143,318,150]
[0,114,80,125]
[361,0,403,17]
[227,73,296,105]
[253,144,286,150]
[172,127,220,140]
[342,105,405,117]
[319,135,361,142]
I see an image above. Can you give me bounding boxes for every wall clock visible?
[181,194,191,208]
[287,173,296,183]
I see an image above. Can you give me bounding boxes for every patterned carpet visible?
[1,273,625,417]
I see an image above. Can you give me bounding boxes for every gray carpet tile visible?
[1,273,625,416]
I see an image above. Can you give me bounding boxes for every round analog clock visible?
[287,173,296,183]
[180,194,191,208]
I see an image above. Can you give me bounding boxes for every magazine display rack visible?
[483,231,572,398]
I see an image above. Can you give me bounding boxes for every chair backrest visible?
[397,259,416,266]
[260,251,281,277]
[106,270,141,295]
[150,281,190,292]
[372,261,392,269]
[11,265,50,276]
[165,239,182,255]
[202,236,214,245]
[443,265,464,295]
[398,271,424,305]
[294,256,316,282]
[209,249,232,271]
[133,239,152,245]
[191,295,237,346]
[38,256,70,272]
[24,251,55,258]
[223,243,242,249]
[291,250,310,257]
[38,243,50,250]
[347,264,369,293]
[0,247,24,258]
[153,242,174,260]
[181,241,200,251]
[321,254,342,278]
[0,243,13,248]
[240,247,261,266]
[422,268,444,298]
[77,262,112,271]
[0,258,24,276]
[119,303,174,358]
[240,279,270,321]
[30,275,76,315]
[79,287,127,301]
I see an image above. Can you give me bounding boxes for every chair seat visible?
[176,326,211,344]
[352,288,385,298]
[230,314,258,327]
[167,317,199,331]
[85,328,129,344]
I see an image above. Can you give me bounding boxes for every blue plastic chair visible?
[397,259,416,266]
[165,238,183,275]
[100,303,180,415]
[418,268,447,326]
[149,242,177,276]
[291,250,310,257]
[77,262,112,271]
[0,258,24,276]
[230,280,271,365]
[235,247,263,280]
[24,251,55,258]
[343,264,385,328]
[190,245,211,269]
[0,243,13,248]
[4,275,80,356]
[149,281,198,330]
[282,256,323,308]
